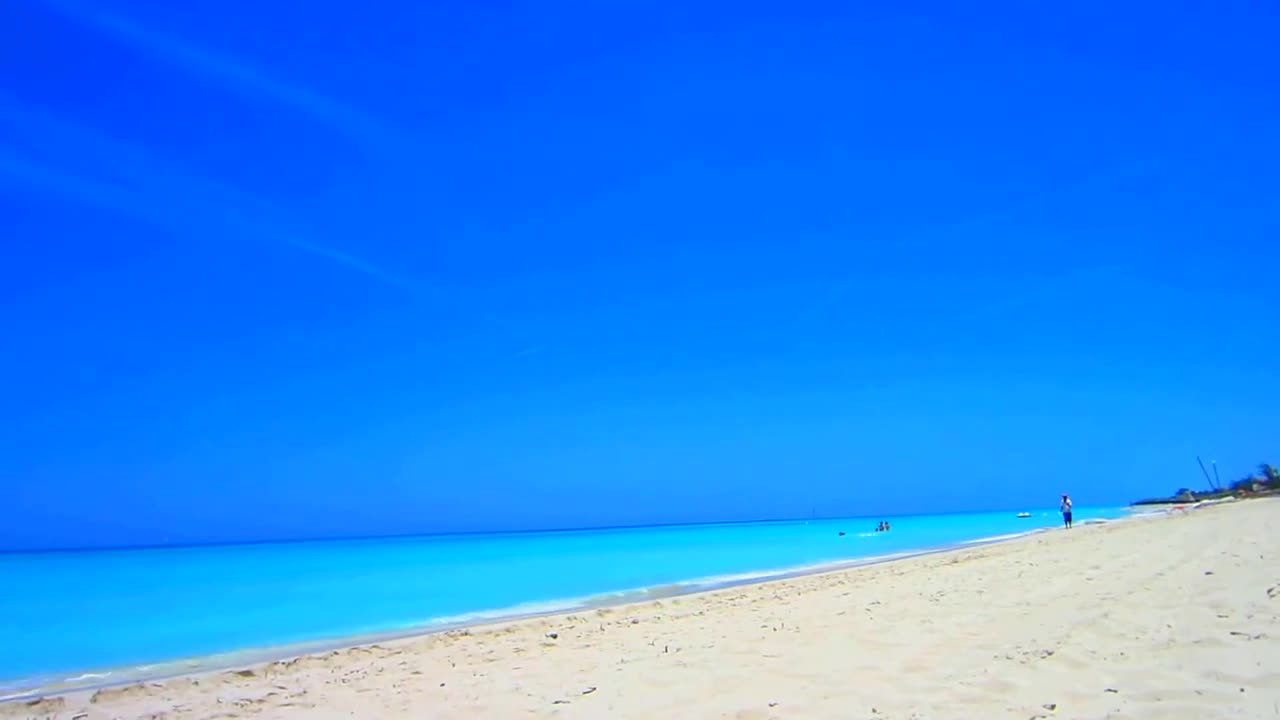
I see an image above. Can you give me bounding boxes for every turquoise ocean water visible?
[0,506,1128,696]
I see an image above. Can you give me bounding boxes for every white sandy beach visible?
[8,499,1278,720]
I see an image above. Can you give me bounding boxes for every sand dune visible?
[7,499,1278,719]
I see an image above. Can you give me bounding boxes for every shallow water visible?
[0,506,1126,693]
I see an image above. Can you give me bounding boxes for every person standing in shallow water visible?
[1060,494,1073,529]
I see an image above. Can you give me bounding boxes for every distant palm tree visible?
[1259,463,1280,487]
[1232,477,1257,492]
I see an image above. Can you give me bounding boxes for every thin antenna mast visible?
[1196,456,1215,490]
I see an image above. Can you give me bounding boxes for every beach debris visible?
[1204,570,1214,575]
[24,698,65,714]
[582,686,597,695]
[1042,703,1057,711]
[769,701,779,707]
[1104,688,1119,693]
[546,632,559,640]
[1266,584,1279,599]
[553,699,571,704]
[230,669,257,678]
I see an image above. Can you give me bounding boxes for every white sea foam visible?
[63,672,111,682]
[420,598,595,628]
[956,531,1036,545]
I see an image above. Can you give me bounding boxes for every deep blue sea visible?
[0,506,1129,696]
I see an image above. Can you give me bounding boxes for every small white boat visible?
[1016,512,1032,518]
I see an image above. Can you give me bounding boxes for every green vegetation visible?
[1231,463,1280,492]
[1132,462,1279,506]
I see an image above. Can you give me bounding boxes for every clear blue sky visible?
[2,0,1277,550]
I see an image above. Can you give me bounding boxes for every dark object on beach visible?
[546,632,558,640]
[582,686,597,695]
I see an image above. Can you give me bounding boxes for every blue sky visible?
[2,0,1277,550]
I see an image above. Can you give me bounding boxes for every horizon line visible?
[0,503,1126,555]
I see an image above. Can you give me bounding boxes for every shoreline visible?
[7,499,1272,719]
[0,516,1112,703]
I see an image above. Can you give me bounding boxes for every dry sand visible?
[8,499,1279,720]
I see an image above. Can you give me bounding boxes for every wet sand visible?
[8,499,1278,719]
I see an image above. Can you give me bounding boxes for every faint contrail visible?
[37,0,402,152]
[0,96,425,295]
[0,147,136,210]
